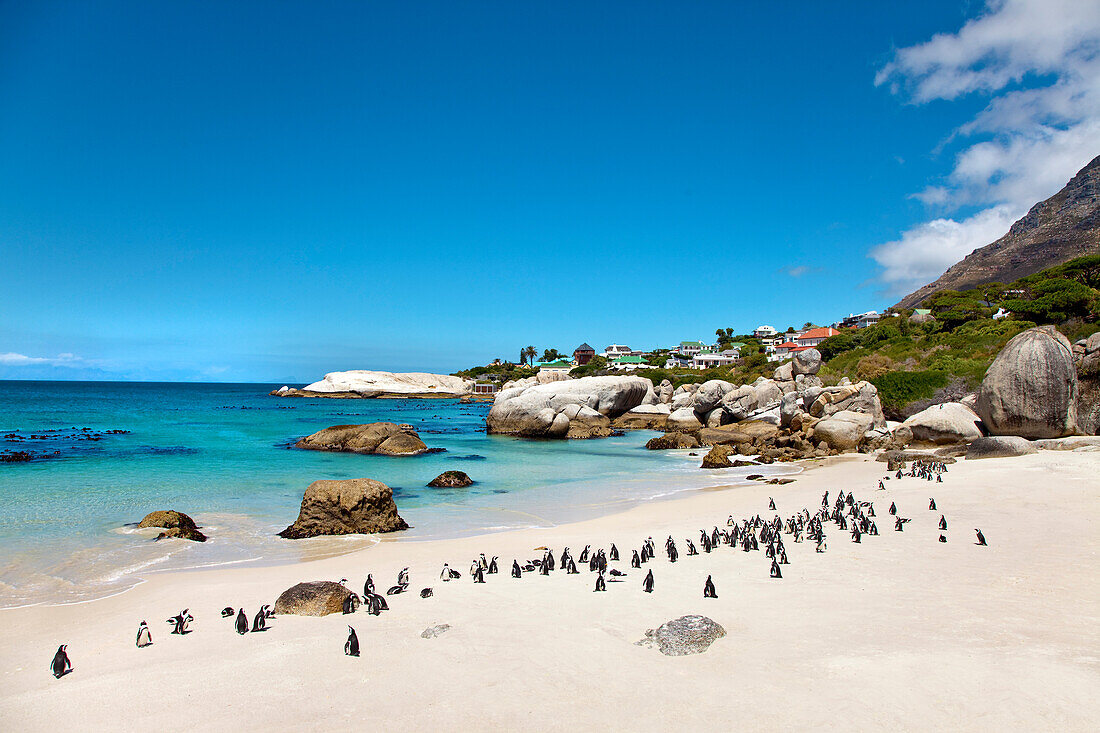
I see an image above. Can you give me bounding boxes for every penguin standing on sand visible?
[251,607,268,632]
[594,572,606,592]
[609,544,619,561]
[344,626,360,657]
[643,569,654,593]
[342,594,358,614]
[929,498,937,511]
[545,550,555,572]
[488,557,499,574]
[364,574,374,595]
[939,515,948,530]
[703,575,717,598]
[686,539,698,556]
[889,502,897,515]
[135,621,152,648]
[768,497,776,511]
[975,528,987,546]
[235,608,249,635]
[474,564,486,583]
[50,645,72,678]
[938,534,947,543]
[511,560,522,578]
[579,545,590,563]
[166,609,192,635]
[770,559,782,578]
[567,558,578,574]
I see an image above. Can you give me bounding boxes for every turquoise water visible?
[0,381,791,607]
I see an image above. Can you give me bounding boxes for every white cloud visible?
[0,352,83,367]
[872,0,1100,296]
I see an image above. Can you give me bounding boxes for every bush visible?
[870,370,950,412]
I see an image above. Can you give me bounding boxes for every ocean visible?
[0,381,792,607]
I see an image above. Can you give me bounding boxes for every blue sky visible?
[2,1,1097,382]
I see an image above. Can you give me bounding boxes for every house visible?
[572,343,596,366]
[770,340,804,361]
[609,355,649,370]
[664,355,693,369]
[795,327,841,348]
[536,360,572,374]
[839,311,882,329]
[603,344,633,359]
[472,382,498,395]
[753,325,778,339]
[693,349,741,369]
[992,307,1010,320]
[677,341,707,356]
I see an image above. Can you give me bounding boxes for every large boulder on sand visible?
[792,348,822,376]
[273,581,354,616]
[812,410,874,450]
[965,436,1038,460]
[486,376,651,438]
[667,407,703,432]
[137,510,207,542]
[977,326,1079,439]
[1074,331,1100,434]
[902,402,985,445]
[278,478,409,539]
[296,423,432,456]
[635,615,726,656]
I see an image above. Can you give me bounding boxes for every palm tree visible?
[523,346,537,366]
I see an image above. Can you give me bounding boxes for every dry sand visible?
[1,451,1098,731]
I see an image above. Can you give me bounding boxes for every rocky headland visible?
[272,370,474,399]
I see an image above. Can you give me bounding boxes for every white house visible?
[536,360,572,374]
[753,325,778,339]
[839,311,882,329]
[677,340,708,356]
[602,344,633,359]
[693,349,741,369]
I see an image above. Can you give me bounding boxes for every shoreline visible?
[2,450,1097,730]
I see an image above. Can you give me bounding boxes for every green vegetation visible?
[453,362,537,382]
[870,370,950,414]
[569,355,606,377]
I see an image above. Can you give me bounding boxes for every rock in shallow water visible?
[635,615,726,656]
[278,478,409,539]
[296,423,433,456]
[137,510,207,542]
[427,470,473,488]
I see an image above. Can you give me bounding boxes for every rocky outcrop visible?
[486,376,651,439]
[700,444,736,468]
[612,403,671,430]
[792,348,822,376]
[427,471,473,488]
[1033,436,1100,450]
[635,615,726,656]
[812,410,874,451]
[902,402,985,445]
[897,154,1100,309]
[272,371,474,398]
[666,407,703,432]
[296,423,433,456]
[977,326,1079,439]
[965,436,1038,460]
[137,510,207,542]
[645,432,699,450]
[278,478,409,539]
[273,581,354,616]
[1074,331,1100,434]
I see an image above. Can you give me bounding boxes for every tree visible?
[520,345,538,365]
[541,348,562,362]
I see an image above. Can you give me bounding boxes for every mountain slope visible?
[896,154,1100,309]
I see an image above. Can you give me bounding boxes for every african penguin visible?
[703,575,717,598]
[345,626,360,657]
[135,621,152,648]
[50,645,72,679]
[235,608,249,634]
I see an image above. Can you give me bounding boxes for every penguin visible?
[937,474,943,483]
[770,559,782,578]
[878,480,885,490]
[686,539,698,556]
[703,575,717,598]
[220,607,234,618]
[609,544,619,561]
[594,572,606,592]
[667,539,678,563]
[474,565,486,583]
[579,545,590,563]
[567,558,578,574]
[135,621,152,648]
[938,534,947,543]
[235,608,249,634]
[975,528,987,546]
[342,594,358,614]
[939,515,947,530]
[852,526,862,543]
[344,626,360,657]
[251,607,268,632]
[50,645,72,679]
[441,564,453,581]
[511,560,522,578]
[397,567,409,587]
[166,609,192,635]
[867,504,875,517]
[539,558,550,576]
[488,556,499,574]
[643,569,654,593]
[479,553,488,571]
[768,497,776,511]
[420,587,433,598]
[889,502,897,515]
[545,550,555,572]
[778,548,789,564]
[265,606,276,619]
[894,516,908,531]
[815,535,827,553]
[386,584,406,595]
[929,498,937,511]
[364,574,375,595]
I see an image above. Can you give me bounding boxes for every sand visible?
[1,451,1098,731]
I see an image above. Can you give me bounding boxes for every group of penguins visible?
[48,457,990,676]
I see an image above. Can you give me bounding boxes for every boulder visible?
[806,381,885,428]
[612,404,670,430]
[427,471,473,488]
[773,362,793,382]
[720,385,759,421]
[291,370,473,398]
[792,348,822,376]
[667,407,703,432]
[703,407,729,428]
[812,410,874,450]
[670,391,694,410]
[296,423,432,456]
[137,510,207,542]
[976,326,1079,439]
[486,376,652,438]
[1075,331,1100,434]
[901,403,984,445]
[1032,436,1100,451]
[697,420,778,447]
[645,432,699,450]
[635,615,726,656]
[965,436,1038,460]
[700,444,736,468]
[421,624,451,639]
[692,380,736,413]
[780,391,802,428]
[273,581,354,616]
[278,478,409,539]
[655,379,674,404]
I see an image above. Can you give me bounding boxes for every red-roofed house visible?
[795,327,840,347]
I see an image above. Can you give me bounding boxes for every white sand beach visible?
[2,451,1098,731]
